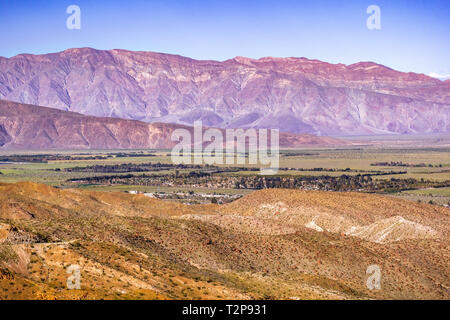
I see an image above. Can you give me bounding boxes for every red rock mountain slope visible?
[0,48,448,135]
[0,100,346,149]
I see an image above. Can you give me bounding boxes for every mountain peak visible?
[0,48,448,136]
[347,61,389,70]
[232,56,256,64]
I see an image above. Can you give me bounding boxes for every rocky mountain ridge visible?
[1,48,448,135]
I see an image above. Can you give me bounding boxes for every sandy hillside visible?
[0,182,449,300]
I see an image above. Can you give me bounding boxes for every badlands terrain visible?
[0,182,448,300]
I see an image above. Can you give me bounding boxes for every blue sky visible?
[0,0,449,78]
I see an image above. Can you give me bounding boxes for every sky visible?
[0,0,449,78]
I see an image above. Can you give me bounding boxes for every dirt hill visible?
[0,182,449,299]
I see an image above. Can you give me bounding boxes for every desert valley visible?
[0,48,449,300]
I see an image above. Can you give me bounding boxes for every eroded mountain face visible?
[1,48,449,135]
[0,100,348,149]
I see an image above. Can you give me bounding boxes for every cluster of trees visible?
[280,167,405,175]
[0,154,110,163]
[68,170,450,194]
[65,162,262,174]
[65,162,217,173]
[371,161,444,168]
[281,152,319,157]
[114,152,156,158]
[232,175,431,192]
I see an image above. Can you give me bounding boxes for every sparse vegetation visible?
[0,148,449,300]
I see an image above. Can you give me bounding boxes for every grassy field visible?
[391,187,450,206]
[1,147,450,205]
[402,187,450,196]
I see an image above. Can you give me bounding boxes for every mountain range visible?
[1,48,449,136]
[0,100,347,149]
